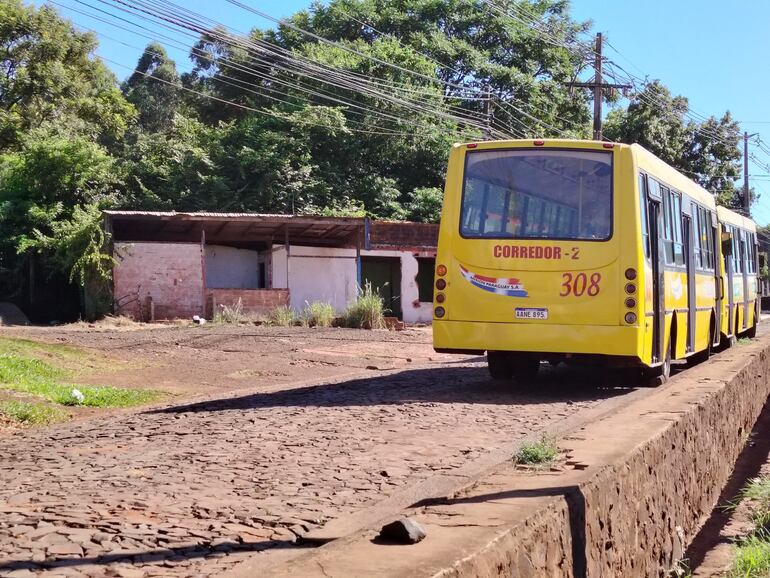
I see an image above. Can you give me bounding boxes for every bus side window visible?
[693,206,703,269]
[638,174,650,260]
[660,184,675,265]
[672,192,685,266]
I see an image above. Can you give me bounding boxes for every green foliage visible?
[213,299,245,324]
[344,282,386,329]
[267,305,298,326]
[406,187,443,223]
[729,532,770,578]
[604,81,742,207]
[301,301,336,327]
[514,435,558,466]
[0,400,67,425]
[123,43,182,132]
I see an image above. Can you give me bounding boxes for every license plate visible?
[515,307,548,320]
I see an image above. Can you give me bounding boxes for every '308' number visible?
[560,272,601,297]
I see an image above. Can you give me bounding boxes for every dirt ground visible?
[0,323,639,578]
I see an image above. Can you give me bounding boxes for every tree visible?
[0,0,135,150]
[123,43,182,132]
[604,81,743,207]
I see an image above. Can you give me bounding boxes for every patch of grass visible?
[669,559,693,578]
[267,306,297,327]
[0,354,163,408]
[514,435,559,466]
[301,301,336,328]
[741,477,770,530]
[214,299,245,324]
[738,337,753,345]
[344,282,386,329]
[0,401,67,425]
[729,532,770,578]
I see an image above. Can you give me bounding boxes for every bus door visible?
[724,228,735,337]
[683,211,696,353]
[713,220,722,343]
[647,183,665,364]
[739,232,749,330]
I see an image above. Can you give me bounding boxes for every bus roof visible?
[716,205,757,232]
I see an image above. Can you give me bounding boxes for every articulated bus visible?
[432,139,759,383]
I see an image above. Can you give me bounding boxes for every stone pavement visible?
[0,362,618,578]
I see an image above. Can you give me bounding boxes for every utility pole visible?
[744,131,759,214]
[566,33,631,141]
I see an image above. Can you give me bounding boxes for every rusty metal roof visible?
[105,211,366,249]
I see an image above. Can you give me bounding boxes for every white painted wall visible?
[204,245,260,289]
[272,245,358,313]
[270,245,433,324]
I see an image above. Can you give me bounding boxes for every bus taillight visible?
[436,293,445,304]
[436,279,447,290]
[624,268,637,280]
[434,307,446,318]
[436,264,447,277]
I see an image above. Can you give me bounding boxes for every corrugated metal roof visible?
[103,210,363,222]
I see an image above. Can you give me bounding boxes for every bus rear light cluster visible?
[624,312,637,324]
[434,306,446,318]
[625,282,636,294]
[436,278,447,290]
[624,268,637,280]
[435,293,445,304]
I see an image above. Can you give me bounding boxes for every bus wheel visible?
[645,344,671,386]
[510,355,540,380]
[487,351,513,380]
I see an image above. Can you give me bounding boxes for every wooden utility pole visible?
[566,33,631,140]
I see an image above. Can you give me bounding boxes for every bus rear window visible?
[460,149,613,240]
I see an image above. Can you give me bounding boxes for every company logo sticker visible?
[460,265,528,297]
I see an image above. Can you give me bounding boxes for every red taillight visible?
[467,143,478,149]
[435,293,445,303]
[533,140,545,146]
[436,279,447,290]
[603,142,615,149]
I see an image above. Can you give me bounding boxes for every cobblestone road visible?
[0,329,630,578]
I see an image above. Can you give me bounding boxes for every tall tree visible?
[0,0,134,149]
[604,81,743,207]
[123,43,182,132]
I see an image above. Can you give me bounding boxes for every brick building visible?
[106,212,438,323]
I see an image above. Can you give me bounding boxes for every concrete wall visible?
[113,242,204,320]
[271,245,433,323]
[204,245,260,289]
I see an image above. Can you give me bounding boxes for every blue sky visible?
[46,0,770,224]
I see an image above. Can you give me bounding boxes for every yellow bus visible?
[717,206,759,341]
[432,139,759,383]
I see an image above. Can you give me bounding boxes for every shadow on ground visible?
[149,362,646,415]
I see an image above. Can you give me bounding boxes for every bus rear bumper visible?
[433,319,642,358]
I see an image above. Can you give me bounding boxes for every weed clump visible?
[344,282,386,329]
[301,301,335,328]
[729,476,770,577]
[267,305,297,327]
[214,299,244,324]
[514,434,559,467]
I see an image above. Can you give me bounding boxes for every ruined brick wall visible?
[207,289,289,319]
[113,242,204,320]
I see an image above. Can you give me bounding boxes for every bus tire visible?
[487,351,513,380]
[645,342,671,386]
[511,355,540,380]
